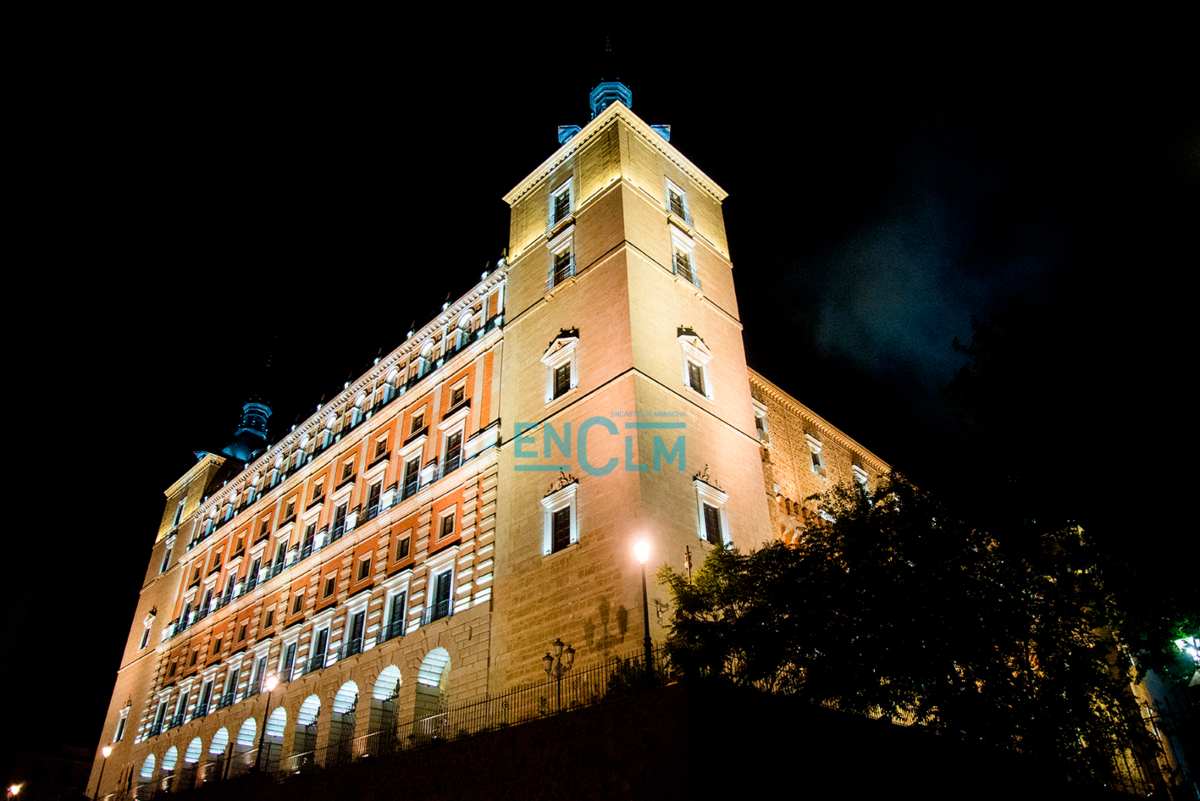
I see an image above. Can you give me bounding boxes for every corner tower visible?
[491,86,772,688]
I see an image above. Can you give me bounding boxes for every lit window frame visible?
[677,330,714,401]
[540,480,579,556]
[541,332,580,404]
[549,178,574,227]
[693,477,732,548]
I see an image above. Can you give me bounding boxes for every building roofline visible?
[748,367,891,474]
[502,101,729,207]
[193,269,507,518]
[165,452,226,498]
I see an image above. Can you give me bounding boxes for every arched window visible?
[139,754,156,781]
[329,680,359,766]
[415,647,451,740]
[290,694,322,772]
[369,665,402,755]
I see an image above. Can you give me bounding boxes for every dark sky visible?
[7,25,1196,775]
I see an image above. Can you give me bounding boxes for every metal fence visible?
[120,645,669,798]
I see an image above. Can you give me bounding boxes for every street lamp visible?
[253,674,279,773]
[7,784,23,799]
[90,746,113,800]
[542,638,576,712]
[633,538,654,677]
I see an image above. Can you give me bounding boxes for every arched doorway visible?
[263,706,287,773]
[160,746,178,792]
[415,647,450,740]
[369,666,402,754]
[290,695,321,772]
[137,753,156,795]
[178,737,202,790]
[328,680,359,766]
[229,717,256,778]
[204,727,228,784]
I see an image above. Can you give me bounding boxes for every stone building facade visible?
[89,85,889,798]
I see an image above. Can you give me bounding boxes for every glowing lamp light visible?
[264,675,279,692]
[102,745,113,758]
[633,539,651,565]
[8,784,23,798]
[1176,636,1200,665]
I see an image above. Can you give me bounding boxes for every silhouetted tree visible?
[660,474,1160,787]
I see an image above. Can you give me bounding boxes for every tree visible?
[659,474,1160,787]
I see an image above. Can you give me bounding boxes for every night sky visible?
[7,26,1196,778]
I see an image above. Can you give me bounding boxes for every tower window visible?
[806,435,826,476]
[550,180,572,225]
[687,361,706,395]
[541,329,580,403]
[702,503,722,545]
[666,179,690,221]
[451,385,466,408]
[552,248,574,286]
[541,480,579,556]
[357,556,371,581]
[439,511,456,540]
[694,477,731,547]
[553,363,571,399]
[411,411,424,435]
[324,576,336,598]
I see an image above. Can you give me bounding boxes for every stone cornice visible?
[503,101,728,207]
[748,368,890,474]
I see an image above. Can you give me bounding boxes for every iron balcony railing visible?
[305,653,327,675]
[215,690,235,710]
[425,599,452,625]
[341,636,364,659]
[381,618,406,643]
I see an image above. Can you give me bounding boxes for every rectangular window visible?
[444,431,462,473]
[703,503,722,545]
[212,637,222,655]
[667,181,688,220]
[341,461,354,480]
[281,641,297,678]
[551,507,572,553]
[292,592,304,614]
[366,482,382,516]
[114,710,128,742]
[673,248,694,284]
[345,610,366,656]
[263,607,274,628]
[313,481,325,502]
[139,625,151,650]
[284,500,296,520]
[553,363,571,399]
[430,570,453,622]
[439,513,455,540]
[160,543,172,575]
[374,437,388,458]
[396,531,411,561]
[386,591,407,639]
[411,412,424,435]
[252,654,268,692]
[552,248,574,286]
[451,385,465,408]
[403,457,420,498]
[172,499,186,527]
[324,576,336,598]
[259,520,270,539]
[189,649,199,667]
[687,361,706,395]
[551,181,571,224]
[238,622,248,642]
[310,628,329,670]
[357,557,371,581]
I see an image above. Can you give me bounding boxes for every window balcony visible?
[304,653,327,675]
[424,599,453,625]
[215,691,236,710]
[381,618,406,643]
[191,701,209,720]
[341,636,364,660]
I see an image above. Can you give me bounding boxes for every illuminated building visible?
[89,80,886,798]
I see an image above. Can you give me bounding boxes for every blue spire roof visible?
[589,80,633,118]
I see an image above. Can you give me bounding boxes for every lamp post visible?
[633,538,654,679]
[90,745,112,800]
[542,638,576,712]
[253,674,279,773]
